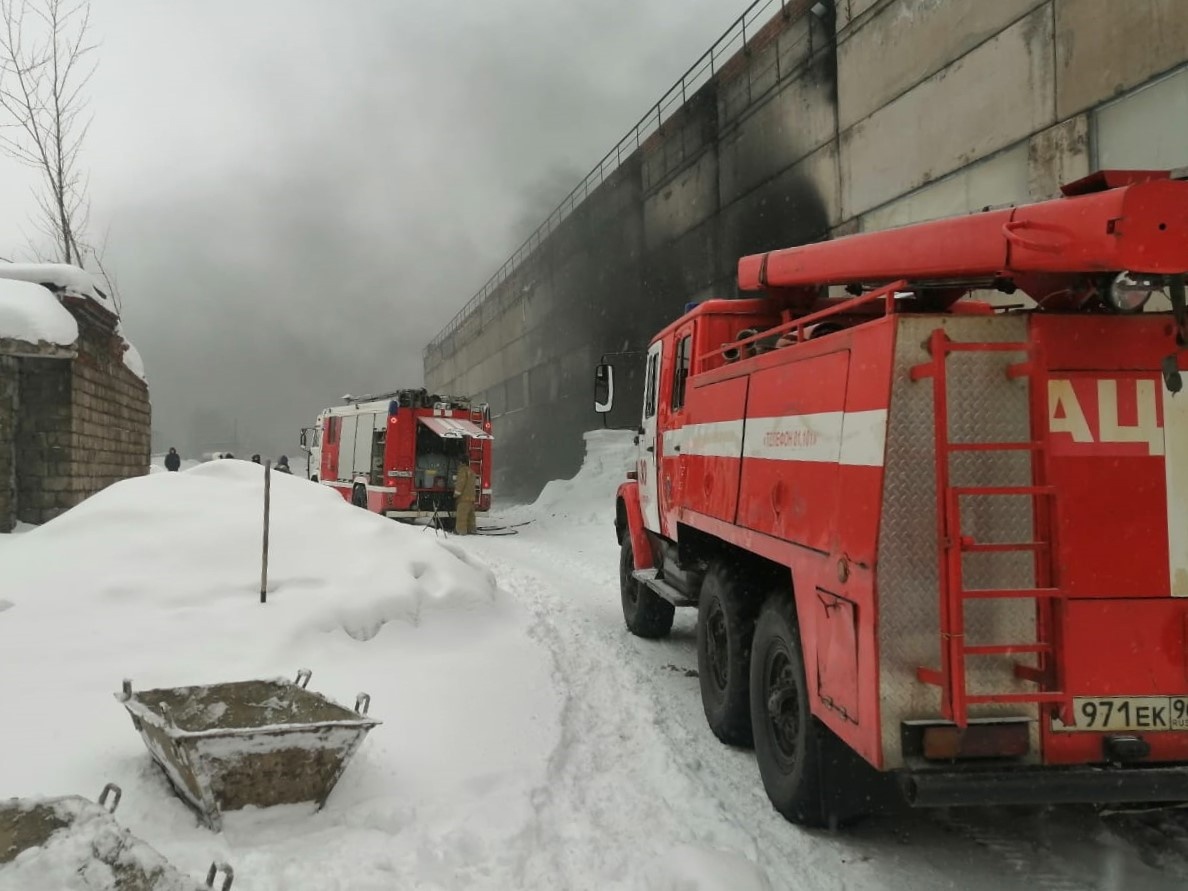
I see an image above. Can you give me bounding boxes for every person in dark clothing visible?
[275,455,292,474]
[164,448,181,472]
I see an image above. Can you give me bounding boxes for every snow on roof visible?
[0,262,116,316]
[122,337,146,381]
[115,322,147,382]
[0,278,79,349]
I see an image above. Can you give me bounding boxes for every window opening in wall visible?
[1092,63,1188,171]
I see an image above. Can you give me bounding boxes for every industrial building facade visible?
[424,0,1188,500]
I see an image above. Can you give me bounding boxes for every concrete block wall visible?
[426,0,1188,500]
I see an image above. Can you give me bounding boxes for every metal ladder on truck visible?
[467,404,489,492]
[911,328,1071,727]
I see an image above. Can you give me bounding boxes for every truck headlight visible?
[1107,271,1159,312]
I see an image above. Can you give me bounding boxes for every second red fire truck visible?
[597,169,1188,825]
[302,389,493,527]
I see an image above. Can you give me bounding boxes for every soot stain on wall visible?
[434,10,840,501]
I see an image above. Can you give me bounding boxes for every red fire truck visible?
[595,170,1188,825]
[304,389,493,526]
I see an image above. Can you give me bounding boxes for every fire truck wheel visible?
[351,484,367,508]
[749,592,828,827]
[697,561,757,747]
[619,538,674,639]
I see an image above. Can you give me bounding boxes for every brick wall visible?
[3,310,150,527]
[0,357,16,532]
[64,323,151,510]
[14,357,73,523]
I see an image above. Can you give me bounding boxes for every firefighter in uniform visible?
[453,461,477,535]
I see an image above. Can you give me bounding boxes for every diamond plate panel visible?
[877,316,1041,768]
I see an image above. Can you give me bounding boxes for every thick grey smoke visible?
[25,0,737,459]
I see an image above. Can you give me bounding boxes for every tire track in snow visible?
[1095,809,1188,885]
[482,556,771,889]
[941,812,1093,891]
[466,532,976,890]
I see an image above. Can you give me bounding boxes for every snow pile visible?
[0,278,78,347]
[513,428,635,526]
[0,460,501,654]
[0,460,560,889]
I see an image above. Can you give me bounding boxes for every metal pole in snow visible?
[261,460,271,604]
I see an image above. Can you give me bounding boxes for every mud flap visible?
[816,721,902,824]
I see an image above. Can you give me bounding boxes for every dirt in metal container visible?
[117,669,379,831]
[0,783,233,890]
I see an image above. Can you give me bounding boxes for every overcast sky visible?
[0,0,741,457]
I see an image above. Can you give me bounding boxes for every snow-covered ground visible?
[3,438,1188,889]
[0,461,555,890]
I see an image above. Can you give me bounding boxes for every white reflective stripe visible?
[840,409,889,466]
[1166,386,1188,597]
[676,410,888,467]
[669,420,744,458]
[743,413,844,463]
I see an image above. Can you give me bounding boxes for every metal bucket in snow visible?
[117,669,379,831]
[0,782,234,889]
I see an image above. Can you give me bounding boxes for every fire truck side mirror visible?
[594,364,615,414]
[299,429,308,449]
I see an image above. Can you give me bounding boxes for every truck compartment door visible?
[738,350,851,549]
[816,589,860,724]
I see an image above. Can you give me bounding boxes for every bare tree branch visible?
[0,0,99,280]
[85,226,119,314]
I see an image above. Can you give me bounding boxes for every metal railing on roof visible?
[424,0,808,358]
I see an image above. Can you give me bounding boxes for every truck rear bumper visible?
[901,764,1188,807]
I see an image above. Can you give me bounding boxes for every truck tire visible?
[749,591,829,826]
[620,537,674,639]
[697,561,757,747]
